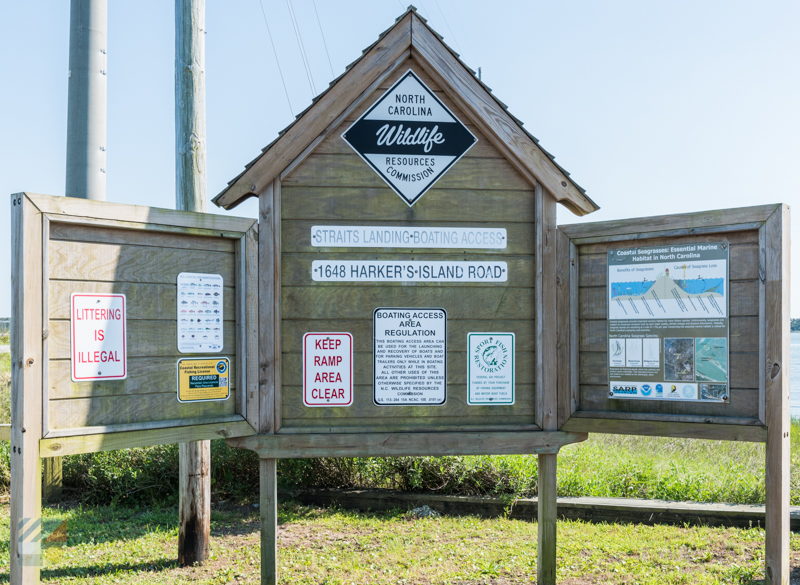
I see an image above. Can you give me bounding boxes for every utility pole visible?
[53,0,109,506]
[65,0,107,200]
[175,0,211,566]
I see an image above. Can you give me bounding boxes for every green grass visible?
[39,432,786,506]
[0,501,793,584]
[0,350,10,423]
[274,427,796,505]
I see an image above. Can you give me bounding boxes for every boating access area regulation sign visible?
[342,69,477,206]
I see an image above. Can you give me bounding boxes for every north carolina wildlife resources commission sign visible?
[342,70,477,206]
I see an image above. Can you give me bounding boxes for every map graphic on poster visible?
[607,242,729,402]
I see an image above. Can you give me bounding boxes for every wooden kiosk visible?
[213,8,595,584]
[10,7,790,585]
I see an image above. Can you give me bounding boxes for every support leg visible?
[765,427,789,584]
[178,440,210,566]
[10,433,42,584]
[764,205,790,585]
[537,453,557,585]
[260,458,278,585]
[43,456,63,503]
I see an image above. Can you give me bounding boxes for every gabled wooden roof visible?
[213,7,598,216]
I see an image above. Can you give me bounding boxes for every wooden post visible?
[43,457,63,502]
[176,0,210,566]
[260,458,278,585]
[10,195,45,585]
[178,442,211,566]
[175,0,207,212]
[535,184,559,585]
[537,453,558,585]
[764,205,790,585]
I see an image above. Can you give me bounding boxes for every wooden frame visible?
[558,204,785,440]
[214,10,602,585]
[213,9,597,217]
[11,193,259,455]
[558,204,791,584]
[10,193,260,585]
[227,171,584,457]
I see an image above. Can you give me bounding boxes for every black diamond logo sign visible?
[342,70,477,206]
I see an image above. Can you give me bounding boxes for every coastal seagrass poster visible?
[607,242,729,402]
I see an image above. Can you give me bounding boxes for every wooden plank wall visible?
[572,230,761,425]
[278,60,538,433]
[46,221,238,433]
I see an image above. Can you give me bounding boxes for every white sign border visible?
[467,332,515,406]
[70,292,128,382]
[302,331,354,408]
[372,307,447,406]
[311,260,507,283]
[341,69,478,207]
[309,225,507,250]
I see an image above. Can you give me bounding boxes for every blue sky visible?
[1,0,798,316]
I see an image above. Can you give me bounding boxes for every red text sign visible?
[303,332,353,407]
[71,293,127,381]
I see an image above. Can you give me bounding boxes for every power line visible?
[258,0,294,116]
[431,0,462,55]
[311,0,334,77]
[286,0,317,96]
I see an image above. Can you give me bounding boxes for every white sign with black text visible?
[310,225,507,249]
[467,333,515,405]
[312,260,507,282]
[177,272,224,354]
[342,70,477,206]
[373,308,446,405]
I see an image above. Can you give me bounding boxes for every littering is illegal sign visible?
[70,293,127,381]
[303,333,353,407]
[342,69,477,206]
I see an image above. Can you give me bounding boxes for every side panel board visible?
[13,193,257,449]
[559,205,785,440]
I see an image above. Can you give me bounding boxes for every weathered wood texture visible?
[215,12,414,208]
[46,224,239,432]
[42,457,63,502]
[407,13,596,215]
[178,441,210,566]
[258,181,280,433]
[763,205,790,585]
[10,193,44,585]
[260,458,279,585]
[40,419,253,457]
[229,431,587,459]
[559,205,784,435]
[276,60,538,435]
[537,453,558,585]
[215,13,596,216]
[15,193,256,442]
